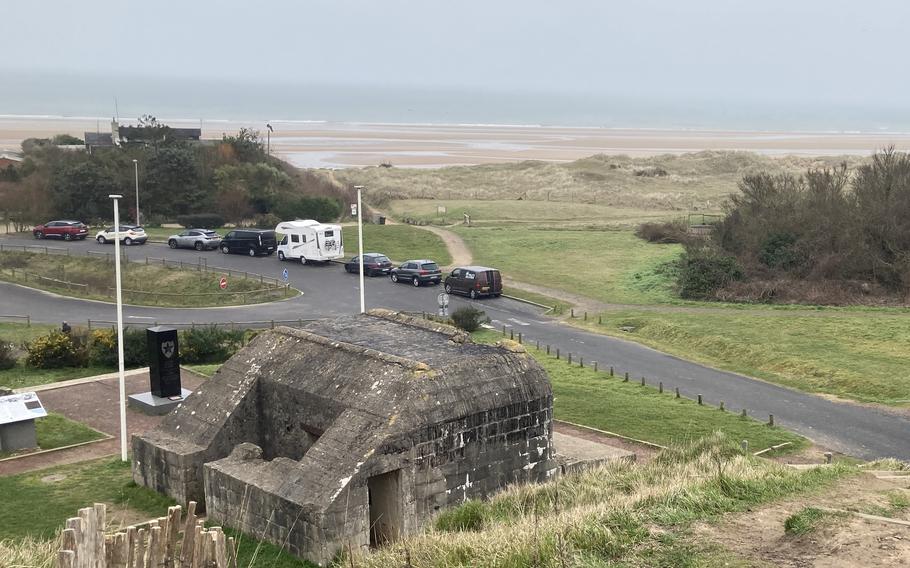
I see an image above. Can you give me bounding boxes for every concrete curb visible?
[16,367,151,394]
[501,294,553,311]
[0,434,114,463]
[554,419,667,450]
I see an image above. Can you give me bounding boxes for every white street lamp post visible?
[354,185,365,314]
[109,194,128,462]
[132,159,140,225]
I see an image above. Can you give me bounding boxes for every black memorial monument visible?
[147,326,182,397]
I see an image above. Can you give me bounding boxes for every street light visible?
[109,194,128,462]
[354,185,365,314]
[132,159,140,225]
[266,123,273,157]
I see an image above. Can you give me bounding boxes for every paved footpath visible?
[0,371,205,476]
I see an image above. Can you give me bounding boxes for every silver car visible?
[167,229,222,251]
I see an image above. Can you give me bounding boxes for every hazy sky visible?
[1,0,908,108]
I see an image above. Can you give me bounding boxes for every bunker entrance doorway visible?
[368,469,402,547]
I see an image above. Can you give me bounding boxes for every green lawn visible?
[183,363,221,377]
[0,251,294,307]
[586,310,910,405]
[473,330,806,451]
[0,364,116,390]
[341,224,452,265]
[0,322,56,344]
[0,413,105,459]
[455,227,683,305]
[0,458,315,567]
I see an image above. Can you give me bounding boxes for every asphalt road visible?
[3,236,910,460]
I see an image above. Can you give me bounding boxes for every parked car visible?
[220,229,277,256]
[168,229,222,251]
[344,253,392,276]
[444,266,503,299]
[33,220,88,241]
[390,259,442,287]
[95,225,147,245]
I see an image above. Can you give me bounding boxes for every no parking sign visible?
[219,277,227,290]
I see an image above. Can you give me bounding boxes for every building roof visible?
[83,132,115,147]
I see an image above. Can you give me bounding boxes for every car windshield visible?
[421,263,438,271]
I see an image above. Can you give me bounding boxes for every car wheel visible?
[221,245,230,254]
[63,233,72,241]
[248,248,257,257]
[300,257,307,265]
[97,236,106,244]
[168,239,178,249]
[412,277,420,287]
[469,289,477,300]
[391,273,398,283]
[35,231,43,239]
[124,237,133,246]
[278,251,286,261]
[444,283,453,294]
[194,242,204,251]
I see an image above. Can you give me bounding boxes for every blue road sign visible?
[282,268,289,282]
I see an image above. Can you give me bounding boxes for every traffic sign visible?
[219,277,227,290]
[282,268,289,282]
[437,292,450,307]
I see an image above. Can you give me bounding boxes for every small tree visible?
[451,307,488,332]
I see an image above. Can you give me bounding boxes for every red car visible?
[33,220,89,241]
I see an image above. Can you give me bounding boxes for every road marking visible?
[508,318,530,326]
[128,316,154,319]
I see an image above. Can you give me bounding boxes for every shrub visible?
[277,195,344,222]
[633,166,668,177]
[87,328,148,367]
[180,326,244,364]
[677,246,743,299]
[247,213,281,229]
[451,307,487,332]
[0,338,16,370]
[25,331,82,369]
[759,232,799,269]
[176,213,224,229]
[635,220,689,244]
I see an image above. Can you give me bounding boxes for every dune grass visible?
[0,251,294,307]
[341,223,451,265]
[455,227,683,305]
[351,434,853,567]
[585,309,910,405]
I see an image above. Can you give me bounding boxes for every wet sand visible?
[1,115,908,168]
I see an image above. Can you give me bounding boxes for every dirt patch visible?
[554,420,658,463]
[695,472,910,567]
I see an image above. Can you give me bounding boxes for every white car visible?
[95,225,148,245]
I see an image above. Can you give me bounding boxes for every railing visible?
[0,243,69,255]
[84,318,317,330]
[0,268,89,292]
[0,314,30,326]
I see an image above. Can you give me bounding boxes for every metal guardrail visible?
[0,243,70,255]
[0,314,31,326]
[84,318,317,330]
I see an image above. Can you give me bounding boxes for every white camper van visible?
[275,220,344,263]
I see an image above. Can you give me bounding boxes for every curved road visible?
[2,236,909,460]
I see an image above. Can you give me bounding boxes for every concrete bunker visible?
[132,309,556,565]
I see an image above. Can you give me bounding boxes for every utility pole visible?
[132,159,140,225]
[354,185,365,314]
[109,194,128,462]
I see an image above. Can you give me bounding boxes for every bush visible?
[25,331,82,369]
[87,328,148,367]
[677,246,743,299]
[635,220,689,244]
[0,338,16,370]
[277,195,344,223]
[451,307,488,332]
[180,326,244,364]
[247,213,281,229]
[759,232,799,269]
[176,213,224,229]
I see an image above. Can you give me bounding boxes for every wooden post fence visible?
[57,503,236,568]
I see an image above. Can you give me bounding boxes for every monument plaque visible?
[147,326,182,397]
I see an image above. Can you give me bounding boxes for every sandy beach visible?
[1,115,909,169]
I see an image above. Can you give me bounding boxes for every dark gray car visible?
[168,229,222,251]
[390,259,442,287]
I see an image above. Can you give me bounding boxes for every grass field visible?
[0,458,314,568]
[455,227,683,305]
[0,251,294,307]
[585,309,910,405]
[341,223,452,265]
[0,413,105,458]
[0,364,116,390]
[474,330,806,450]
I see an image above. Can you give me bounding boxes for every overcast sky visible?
[1,0,908,109]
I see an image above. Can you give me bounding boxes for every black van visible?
[220,229,278,256]
[444,266,503,299]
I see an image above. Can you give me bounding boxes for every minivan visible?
[444,266,502,299]
[220,229,278,256]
